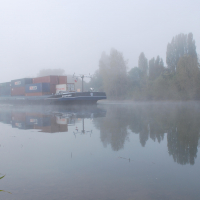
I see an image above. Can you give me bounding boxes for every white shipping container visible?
[56,83,75,93]
[56,116,68,125]
[56,84,67,93]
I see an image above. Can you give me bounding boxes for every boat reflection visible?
[0,105,106,133]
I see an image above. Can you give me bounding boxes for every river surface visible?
[0,102,200,200]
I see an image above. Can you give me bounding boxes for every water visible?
[0,102,200,200]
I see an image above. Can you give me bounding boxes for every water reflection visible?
[0,105,106,133]
[0,103,200,166]
[94,102,200,165]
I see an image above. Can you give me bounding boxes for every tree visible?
[128,67,142,86]
[37,69,65,77]
[166,33,197,73]
[99,49,128,99]
[138,52,148,77]
[176,55,199,99]
[87,70,103,91]
[149,56,164,80]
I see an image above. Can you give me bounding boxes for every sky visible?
[0,0,200,82]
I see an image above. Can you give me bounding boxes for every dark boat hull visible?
[0,92,106,105]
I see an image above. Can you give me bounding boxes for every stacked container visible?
[0,82,11,96]
[11,112,30,129]
[25,83,52,96]
[0,75,68,97]
[34,116,68,133]
[25,113,51,127]
[58,76,67,84]
[56,83,75,93]
[0,111,12,124]
[31,76,60,95]
[11,78,32,96]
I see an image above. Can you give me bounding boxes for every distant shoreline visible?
[98,100,200,105]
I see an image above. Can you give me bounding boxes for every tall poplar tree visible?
[138,52,148,77]
[166,33,197,73]
[99,49,127,99]
[149,56,164,80]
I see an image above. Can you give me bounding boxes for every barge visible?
[0,75,106,105]
[0,91,106,105]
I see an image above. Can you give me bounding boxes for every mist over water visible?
[0,102,200,199]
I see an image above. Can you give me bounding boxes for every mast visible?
[73,73,92,92]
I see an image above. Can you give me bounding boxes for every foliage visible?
[138,52,148,77]
[87,32,199,101]
[37,69,65,77]
[176,55,199,99]
[149,56,164,81]
[86,70,103,91]
[99,49,128,99]
[166,33,197,73]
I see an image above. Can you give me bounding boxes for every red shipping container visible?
[25,113,44,117]
[58,76,67,84]
[34,124,68,133]
[12,113,26,121]
[50,84,56,94]
[11,87,25,96]
[25,92,51,96]
[32,76,59,84]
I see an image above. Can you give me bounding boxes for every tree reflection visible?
[167,105,199,165]
[94,106,129,151]
[94,103,200,165]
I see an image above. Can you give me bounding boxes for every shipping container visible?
[11,87,25,96]
[56,83,75,93]
[35,124,68,133]
[12,121,34,129]
[0,86,11,96]
[25,83,51,93]
[56,84,67,93]
[12,113,26,122]
[56,116,68,124]
[12,121,26,129]
[58,76,67,84]
[11,78,32,88]
[0,112,12,124]
[32,76,59,84]
[0,82,11,96]
[0,82,11,87]
[50,84,56,94]
[25,115,51,126]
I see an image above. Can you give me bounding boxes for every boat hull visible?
[0,92,106,105]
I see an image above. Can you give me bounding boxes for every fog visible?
[0,0,199,82]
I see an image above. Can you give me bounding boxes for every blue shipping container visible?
[11,78,33,88]
[25,83,50,93]
[0,82,11,87]
[12,121,34,129]
[25,116,51,126]
[0,86,11,96]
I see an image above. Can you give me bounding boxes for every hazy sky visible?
[0,0,199,82]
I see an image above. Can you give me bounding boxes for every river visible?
[0,102,200,200]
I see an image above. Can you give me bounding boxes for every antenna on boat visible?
[73,73,92,92]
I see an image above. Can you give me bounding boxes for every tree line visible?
[87,33,200,100]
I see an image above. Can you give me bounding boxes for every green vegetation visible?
[0,174,11,194]
[88,33,200,100]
